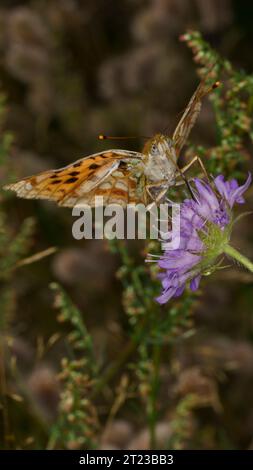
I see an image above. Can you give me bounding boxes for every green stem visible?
[92,317,148,398]
[224,244,253,273]
[149,343,161,450]
[92,336,138,397]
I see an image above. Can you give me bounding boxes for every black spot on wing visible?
[89,163,100,170]
[68,171,80,176]
[51,179,62,185]
[65,177,79,183]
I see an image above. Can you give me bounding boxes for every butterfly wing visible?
[70,167,143,208]
[4,149,144,207]
[172,77,219,157]
[61,159,144,208]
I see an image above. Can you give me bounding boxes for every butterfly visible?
[4,77,220,208]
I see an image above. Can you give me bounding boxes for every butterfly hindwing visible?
[69,166,142,208]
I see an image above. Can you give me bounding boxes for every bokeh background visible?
[0,0,253,450]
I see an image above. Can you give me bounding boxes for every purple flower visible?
[214,174,251,207]
[155,173,252,304]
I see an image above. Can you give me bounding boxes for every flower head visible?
[155,173,252,304]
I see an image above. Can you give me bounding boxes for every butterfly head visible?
[143,133,177,164]
[143,134,177,184]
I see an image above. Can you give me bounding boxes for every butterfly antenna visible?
[98,134,149,141]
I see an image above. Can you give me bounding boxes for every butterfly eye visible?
[151,143,159,156]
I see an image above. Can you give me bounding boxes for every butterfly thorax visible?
[142,134,177,185]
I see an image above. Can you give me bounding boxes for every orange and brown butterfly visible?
[3,76,220,207]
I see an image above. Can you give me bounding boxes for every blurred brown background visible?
[1,0,253,450]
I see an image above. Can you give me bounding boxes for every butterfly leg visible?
[175,155,210,200]
[145,182,169,209]
[179,155,210,182]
